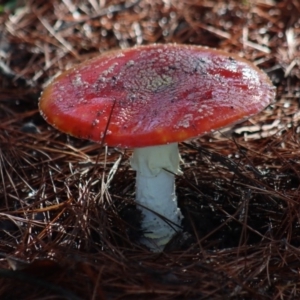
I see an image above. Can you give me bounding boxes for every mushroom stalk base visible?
[130,143,183,252]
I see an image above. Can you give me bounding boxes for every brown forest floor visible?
[0,0,300,299]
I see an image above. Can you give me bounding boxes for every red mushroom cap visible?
[39,44,275,148]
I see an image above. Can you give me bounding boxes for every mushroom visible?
[39,44,276,251]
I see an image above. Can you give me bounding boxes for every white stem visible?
[130,143,183,251]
